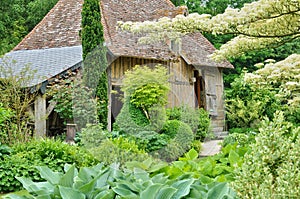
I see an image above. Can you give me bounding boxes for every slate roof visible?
[0,46,82,87]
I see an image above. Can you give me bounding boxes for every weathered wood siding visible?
[110,56,167,85]
[167,58,195,108]
[110,56,194,107]
[202,67,225,132]
[108,56,226,132]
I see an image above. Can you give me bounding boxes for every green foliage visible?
[49,80,98,128]
[115,99,151,134]
[89,136,149,167]
[0,62,39,144]
[0,143,12,160]
[166,106,211,141]
[80,124,107,149]
[0,138,98,193]
[158,144,248,183]
[226,72,281,129]
[161,120,181,139]
[121,65,170,118]
[158,121,194,162]
[0,0,59,55]
[222,132,255,147]
[232,112,300,198]
[5,162,236,199]
[131,131,169,153]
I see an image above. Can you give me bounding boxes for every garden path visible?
[199,139,223,157]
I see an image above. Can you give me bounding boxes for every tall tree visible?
[81,0,108,126]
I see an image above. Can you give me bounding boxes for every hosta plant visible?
[4,163,237,199]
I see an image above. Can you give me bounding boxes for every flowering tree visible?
[120,0,299,60]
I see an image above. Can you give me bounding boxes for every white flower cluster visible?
[119,0,300,60]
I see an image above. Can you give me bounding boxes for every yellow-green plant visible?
[232,111,300,198]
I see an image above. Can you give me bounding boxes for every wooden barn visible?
[0,0,233,137]
[101,0,234,132]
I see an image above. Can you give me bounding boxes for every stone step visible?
[213,131,228,139]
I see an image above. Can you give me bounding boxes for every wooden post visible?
[66,123,77,144]
[107,66,112,131]
[34,94,46,137]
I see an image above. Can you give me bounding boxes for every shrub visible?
[0,138,98,193]
[131,131,169,152]
[121,65,170,118]
[232,112,300,198]
[90,136,149,167]
[160,120,181,139]
[166,107,211,141]
[158,121,194,162]
[80,123,107,149]
[115,100,150,135]
[222,133,255,147]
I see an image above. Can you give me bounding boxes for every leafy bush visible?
[80,124,107,149]
[233,112,300,198]
[115,99,151,135]
[222,133,255,147]
[166,106,211,141]
[121,65,170,118]
[160,120,181,139]
[158,121,194,162]
[131,131,169,152]
[0,138,98,193]
[5,162,237,199]
[90,136,149,167]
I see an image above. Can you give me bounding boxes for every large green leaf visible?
[78,178,97,195]
[35,194,51,199]
[3,194,30,199]
[15,177,54,195]
[36,166,62,185]
[94,190,115,199]
[140,184,163,199]
[207,182,235,199]
[59,186,85,199]
[112,187,138,198]
[184,148,199,160]
[171,178,194,199]
[59,164,76,187]
[228,150,240,167]
[155,187,177,199]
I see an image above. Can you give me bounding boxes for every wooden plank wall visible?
[168,58,195,108]
[110,56,195,108]
[110,57,167,85]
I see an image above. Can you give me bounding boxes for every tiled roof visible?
[13,0,83,51]
[100,0,177,61]
[6,0,232,89]
[181,33,233,68]
[0,46,82,87]
[101,0,233,68]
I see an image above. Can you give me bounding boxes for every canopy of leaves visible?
[0,0,59,55]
